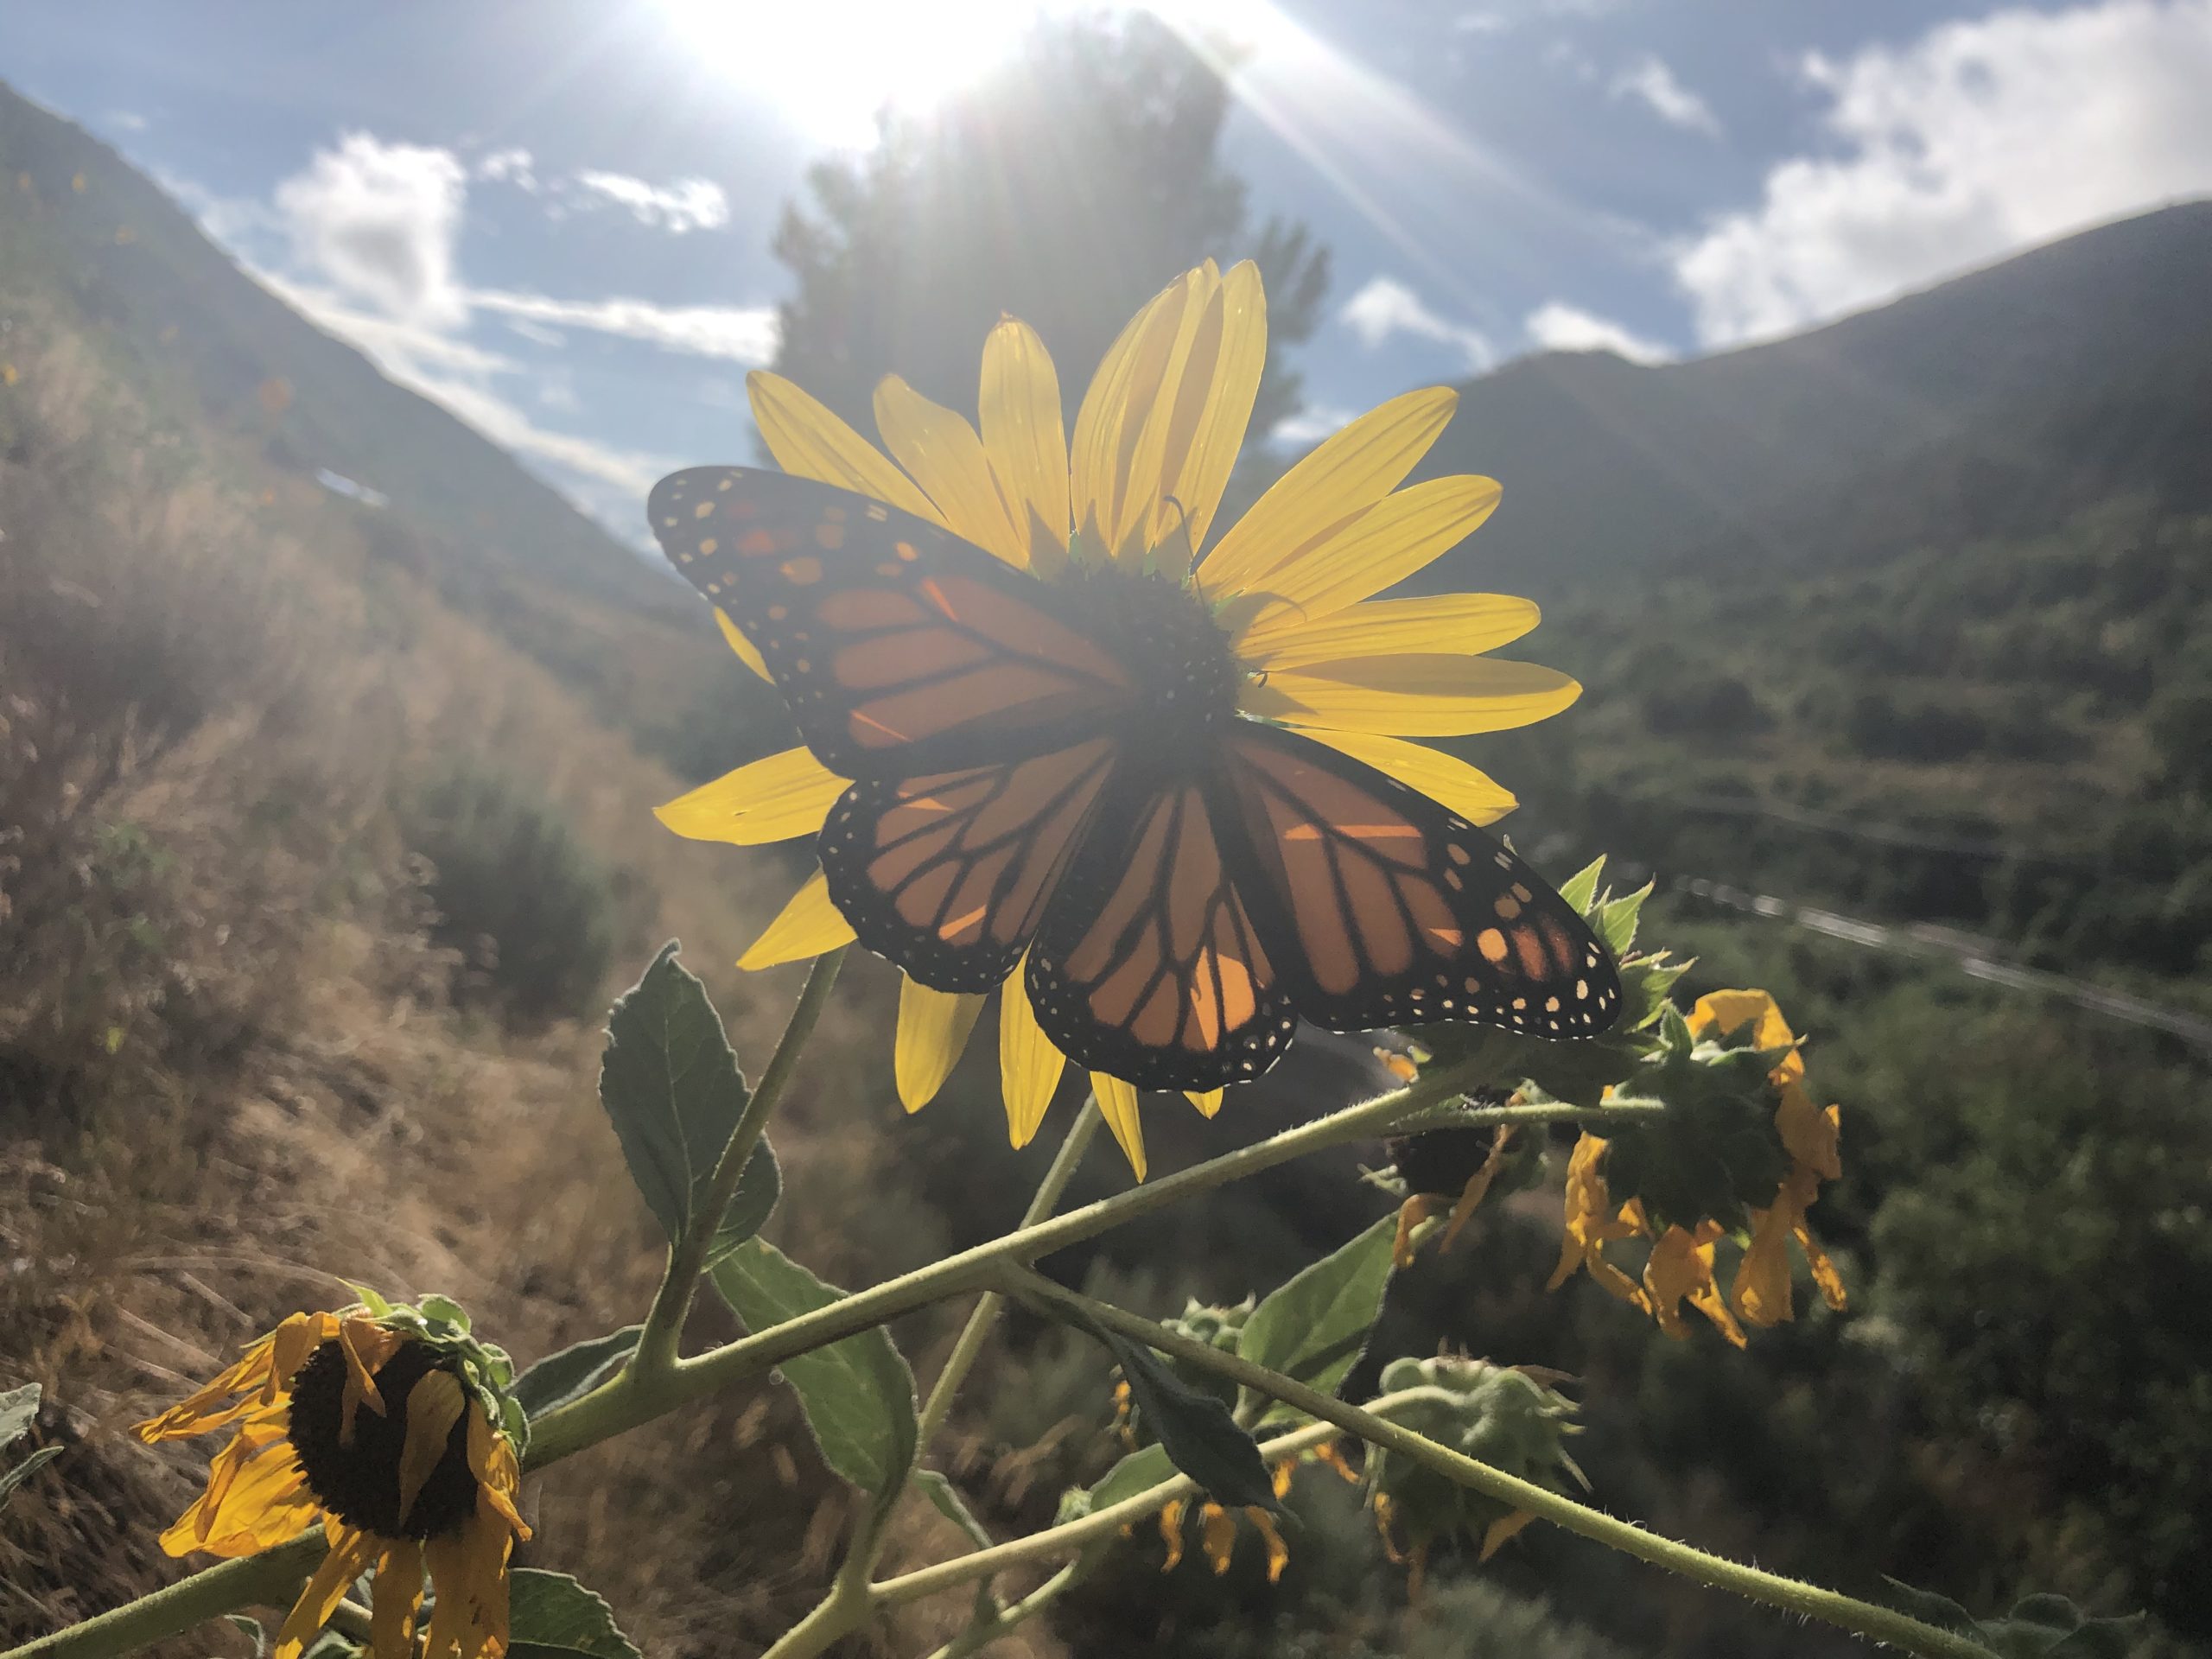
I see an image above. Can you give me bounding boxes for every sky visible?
[5,0,2211,543]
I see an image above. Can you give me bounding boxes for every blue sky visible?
[6,0,2211,541]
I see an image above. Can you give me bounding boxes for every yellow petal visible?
[1198,386,1459,600]
[1092,1072,1147,1180]
[1128,260,1266,557]
[655,747,848,847]
[1158,1499,1187,1573]
[1071,268,1209,563]
[747,370,944,524]
[1479,1510,1537,1561]
[1242,592,1539,671]
[736,868,857,969]
[464,1407,530,1538]
[979,317,1070,568]
[1288,727,1516,825]
[1200,1502,1238,1573]
[1242,655,1580,737]
[370,1541,426,1659]
[1227,475,1502,638]
[894,978,988,1112]
[337,1316,403,1442]
[874,375,1027,566]
[1184,1088,1224,1117]
[273,1526,381,1659]
[396,1370,467,1530]
[999,968,1068,1146]
[714,606,772,681]
[1251,1506,1291,1582]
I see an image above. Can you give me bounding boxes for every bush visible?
[403,764,616,1025]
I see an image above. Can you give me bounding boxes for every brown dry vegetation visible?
[0,322,1081,1656]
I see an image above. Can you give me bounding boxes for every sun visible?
[659,0,1062,150]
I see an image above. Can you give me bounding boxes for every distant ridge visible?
[1418,201,2212,593]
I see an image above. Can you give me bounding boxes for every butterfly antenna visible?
[1161,494,1203,577]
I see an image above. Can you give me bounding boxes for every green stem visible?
[0,1534,327,1659]
[528,1085,1642,1467]
[924,1560,1084,1659]
[839,1096,1103,1594]
[632,949,848,1379]
[1004,1270,1995,1659]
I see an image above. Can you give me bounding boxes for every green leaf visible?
[1236,1215,1396,1415]
[0,1384,38,1449]
[1880,1577,1985,1637]
[0,1446,61,1512]
[1098,1331,1277,1512]
[598,944,775,1255]
[2041,1618,2147,1659]
[1087,1443,1176,1510]
[512,1327,643,1420]
[915,1470,995,1550]
[1558,856,1605,914]
[506,1569,641,1659]
[1593,880,1653,956]
[416,1294,471,1332]
[225,1614,270,1658]
[710,1238,918,1499]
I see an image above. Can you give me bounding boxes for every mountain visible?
[1421,202,2212,593]
[0,82,735,753]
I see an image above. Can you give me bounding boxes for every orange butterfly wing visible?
[649,467,1136,778]
[1220,722,1620,1038]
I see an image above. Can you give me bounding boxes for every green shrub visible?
[403,764,616,1025]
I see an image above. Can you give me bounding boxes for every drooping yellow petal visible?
[160,1427,317,1558]
[1184,1088,1224,1117]
[464,1406,530,1538]
[1289,728,1516,826]
[396,1370,468,1531]
[273,1524,381,1659]
[1199,1502,1238,1573]
[1250,1506,1291,1582]
[336,1316,403,1443]
[370,1540,426,1659]
[714,606,772,681]
[1092,1072,1147,1180]
[1071,267,1209,563]
[1243,656,1580,737]
[747,371,944,524]
[1127,260,1266,557]
[894,978,988,1112]
[1158,1499,1187,1572]
[979,316,1070,569]
[1000,968,1068,1146]
[1731,1200,1796,1327]
[736,868,858,969]
[1479,1510,1537,1561]
[874,375,1027,566]
[656,747,848,847]
[1226,475,1503,639]
[1242,592,1539,671]
[1198,386,1459,600]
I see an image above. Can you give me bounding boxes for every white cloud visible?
[573,169,729,233]
[1524,301,1674,364]
[1340,276,1495,370]
[1675,0,2212,346]
[275,133,469,327]
[501,316,567,347]
[1269,404,1361,448]
[472,290,779,363]
[1611,54,1720,136]
[107,111,149,133]
[474,146,537,191]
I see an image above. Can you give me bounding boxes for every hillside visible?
[0,83,753,765]
[1421,202,2212,594]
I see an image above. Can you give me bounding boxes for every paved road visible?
[1676,876,2212,1053]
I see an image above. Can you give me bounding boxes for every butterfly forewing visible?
[819,740,1120,994]
[1219,722,1620,1038]
[1027,779,1299,1090]
[648,467,1136,779]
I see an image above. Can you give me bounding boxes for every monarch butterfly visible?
[651,466,1619,1091]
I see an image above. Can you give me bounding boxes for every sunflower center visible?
[1059,562,1240,766]
[286,1338,478,1540]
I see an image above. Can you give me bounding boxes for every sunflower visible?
[133,1305,528,1659]
[1547,988,1847,1344]
[658,259,1579,1176]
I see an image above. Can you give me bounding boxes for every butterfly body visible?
[651,465,1620,1091]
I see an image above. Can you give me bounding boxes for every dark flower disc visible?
[287,1338,478,1540]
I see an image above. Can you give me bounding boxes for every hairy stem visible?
[1005,1270,1995,1659]
[0,1535,327,1659]
[633,949,847,1379]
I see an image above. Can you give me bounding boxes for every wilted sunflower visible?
[657,260,1583,1177]
[134,1305,527,1659]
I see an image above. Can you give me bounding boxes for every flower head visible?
[1547,988,1847,1343]
[660,261,1580,1176]
[134,1300,528,1659]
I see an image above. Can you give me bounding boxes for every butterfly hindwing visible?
[1219,722,1621,1038]
[648,467,1137,779]
[819,740,1121,994]
[1026,778,1299,1090]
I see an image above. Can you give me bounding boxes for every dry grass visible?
[0,325,1067,1656]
